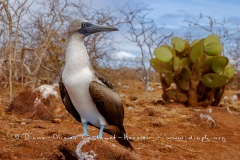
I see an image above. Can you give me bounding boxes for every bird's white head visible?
[68,19,118,38]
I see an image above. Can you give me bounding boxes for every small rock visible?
[123,85,129,88]
[199,113,216,128]
[143,107,157,116]
[149,111,155,116]
[148,108,156,116]
[152,121,162,127]
[208,108,213,113]
[230,94,238,101]
[51,118,62,123]
[127,107,134,110]
[227,107,232,113]
[129,96,138,101]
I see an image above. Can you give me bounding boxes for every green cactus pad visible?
[191,39,200,46]
[225,62,233,69]
[150,58,172,74]
[212,56,228,73]
[190,42,203,63]
[223,67,235,79]
[204,42,223,56]
[204,34,220,47]
[201,57,214,72]
[202,53,212,61]
[180,57,191,68]
[171,37,185,52]
[173,57,181,71]
[201,73,229,88]
[181,67,191,80]
[154,46,173,62]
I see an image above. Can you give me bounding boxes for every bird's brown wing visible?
[89,81,134,150]
[95,72,116,90]
[59,77,82,123]
[89,81,124,126]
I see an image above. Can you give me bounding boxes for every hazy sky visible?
[86,0,240,59]
[90,0,240,28]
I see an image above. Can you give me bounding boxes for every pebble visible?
[51,118,62,123]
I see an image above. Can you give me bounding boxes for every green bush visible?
[151,34,235,107]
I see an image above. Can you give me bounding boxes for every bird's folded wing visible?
[89,81,124,125]
[95,72,115,90]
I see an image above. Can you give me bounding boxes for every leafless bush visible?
[120,5,172,91]
[0,0,32,101]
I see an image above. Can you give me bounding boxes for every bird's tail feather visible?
[105,125,134,151]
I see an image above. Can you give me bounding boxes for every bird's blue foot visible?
[98,125,105,138]
[83,122,89,136]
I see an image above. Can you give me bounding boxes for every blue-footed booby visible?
[59,20,134,150]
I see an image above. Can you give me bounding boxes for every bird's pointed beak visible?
[79,22,118,36]
[90,23,118,33]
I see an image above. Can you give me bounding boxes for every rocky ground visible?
[0,80,240,160]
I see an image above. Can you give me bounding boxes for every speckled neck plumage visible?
[65,34,91,73]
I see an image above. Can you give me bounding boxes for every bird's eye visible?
[82,23,87,28]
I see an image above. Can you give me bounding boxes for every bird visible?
[59,19,134,150]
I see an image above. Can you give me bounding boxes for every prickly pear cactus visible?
[151,34,235,107]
